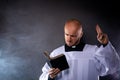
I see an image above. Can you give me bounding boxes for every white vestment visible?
[39,42,120,80]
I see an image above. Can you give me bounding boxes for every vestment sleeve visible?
[39,63,50,80]
[94,41,120,76]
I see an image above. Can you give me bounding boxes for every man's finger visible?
[54,68,60,75]
[49,68,55,75]
[96,24,103,34]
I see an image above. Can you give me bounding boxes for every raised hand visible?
[96,24,109,44]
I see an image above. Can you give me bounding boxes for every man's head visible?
[64,18,83,47]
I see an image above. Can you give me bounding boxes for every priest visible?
[39,18,120,80]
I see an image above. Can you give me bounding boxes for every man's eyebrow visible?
[65,33,77,37]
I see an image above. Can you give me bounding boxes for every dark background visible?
[0,0,120,80]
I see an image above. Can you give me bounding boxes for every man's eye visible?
[65,34,69,36]
[71,35,77,37]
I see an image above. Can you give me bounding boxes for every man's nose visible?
[67,35,71,41]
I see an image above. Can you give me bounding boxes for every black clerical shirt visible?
[65,42,85,52]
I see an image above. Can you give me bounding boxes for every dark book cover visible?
[44,51,69,71]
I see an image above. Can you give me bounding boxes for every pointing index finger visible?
[96,24,103,34]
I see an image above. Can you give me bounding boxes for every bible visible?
[43,51,69,71]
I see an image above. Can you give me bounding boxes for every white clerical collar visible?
[72,46,76,48]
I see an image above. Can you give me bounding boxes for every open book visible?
[44,51,69,71]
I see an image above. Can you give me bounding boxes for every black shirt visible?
[65,42,86,52]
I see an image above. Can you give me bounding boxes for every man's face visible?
[64,22,83,47]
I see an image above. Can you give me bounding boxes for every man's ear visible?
[79,28,83,38]
[80,31,83,38]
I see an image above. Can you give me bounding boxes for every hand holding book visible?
[43,51,69,71]
[48,68,60,79]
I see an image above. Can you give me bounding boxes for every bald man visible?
[39,19,120,80]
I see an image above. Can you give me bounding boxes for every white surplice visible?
[39,42,120,80]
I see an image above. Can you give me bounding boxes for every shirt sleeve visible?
[39,63,50,80]
[94,41,120,76]
[48,75,55,80]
